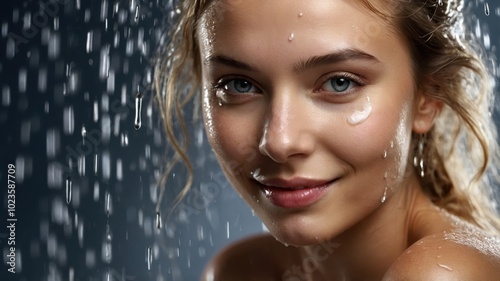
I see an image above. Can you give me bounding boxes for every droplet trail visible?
[65,177,72,204]
[134,93,143,130]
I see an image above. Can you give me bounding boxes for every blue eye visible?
[322,77,354,93]
[224,78,257,94]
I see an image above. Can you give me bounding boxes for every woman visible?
[155,0,500,279]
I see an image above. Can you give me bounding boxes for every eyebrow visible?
[293,48,380,72]
[204,55,258,72]
[204,48,380,73]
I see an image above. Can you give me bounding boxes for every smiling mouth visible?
[253,178,338,208]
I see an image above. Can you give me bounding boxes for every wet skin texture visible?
[197,0,500,280]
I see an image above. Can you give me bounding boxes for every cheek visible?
[202,91,258,168]
[335,98,414,181]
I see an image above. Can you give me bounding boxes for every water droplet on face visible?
[484,3,490,16]
[383,150,387,159]
[134,93,143,130]
[288,33,294,42]
[65,177,72,204]
[380,186,388,203]
[438,263,453,271]
[347,96,372,125]
[298,12,303,17]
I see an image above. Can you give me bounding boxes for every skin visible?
[197,0,500,280]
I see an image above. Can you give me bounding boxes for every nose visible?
[258,91,315,163]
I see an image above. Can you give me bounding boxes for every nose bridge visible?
[259,87,311,162]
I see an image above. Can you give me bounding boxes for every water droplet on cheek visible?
[380,186,388,203]
[347,96,372,125]
[288,33,294,42]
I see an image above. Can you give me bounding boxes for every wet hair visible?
[154,0,500,232]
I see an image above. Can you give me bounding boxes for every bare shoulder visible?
[201,233,300,281]
[383,228,500,281]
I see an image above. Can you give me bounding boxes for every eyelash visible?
[212,72,366,97]
[316,72,365,95]
[214,78,260,94]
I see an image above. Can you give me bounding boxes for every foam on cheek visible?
[347,96,372,125]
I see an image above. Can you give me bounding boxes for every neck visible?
[297,174,448,280]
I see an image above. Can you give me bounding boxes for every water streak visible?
[134,93,143,130]
[147,246,152,270]
[65,177,72,204]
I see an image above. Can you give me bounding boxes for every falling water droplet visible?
[86,31,93,53]
[147,246,152,270]
[65,177,72,204]
[484,3,490,16]
[81,125,86,145]
[156,212,162,230]
[288,33,294,42]
[93,182,100,201]
[105,224,112,241]
[78,155,85,177]
[135,5,140,22]
[134,93,143,130]
[226,221,230,239]
[105,191,112,216]
[78,221,84,247]
[2,86,10,106]
[93,100,99,122]
[94,153,99,175]
[63,106,75,135]
[69,267,74,281]
[437,0,443,6]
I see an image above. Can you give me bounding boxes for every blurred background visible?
[0,0,499,280]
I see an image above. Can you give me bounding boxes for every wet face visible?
[198,0,420,245]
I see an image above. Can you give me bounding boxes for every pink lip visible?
[254,177,335,208]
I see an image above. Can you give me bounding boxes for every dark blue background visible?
[0,1,499,280]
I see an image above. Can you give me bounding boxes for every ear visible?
[412,93,443,134]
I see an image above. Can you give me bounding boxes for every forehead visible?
[197,0,403,71]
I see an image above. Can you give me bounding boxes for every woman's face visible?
[198,0,422,245]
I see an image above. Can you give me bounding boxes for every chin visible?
[263,216,339,247]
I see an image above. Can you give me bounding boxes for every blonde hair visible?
[154,0,500,232]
